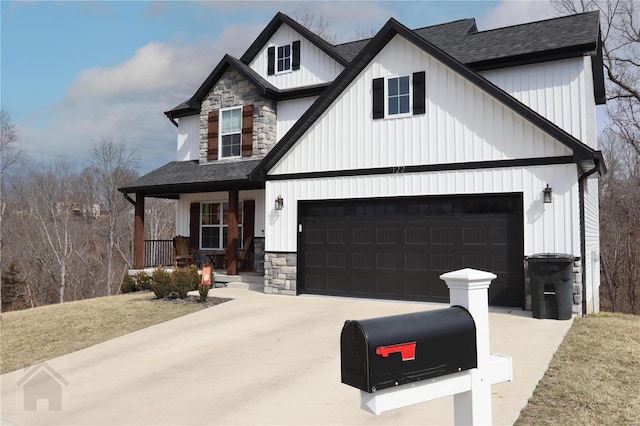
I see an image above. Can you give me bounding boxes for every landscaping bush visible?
[151,268,172,299]
[186,265,200,291]
[134,271,152,291]
[121,275,137,293]
[171,268,192,299]
[199,270,213,302]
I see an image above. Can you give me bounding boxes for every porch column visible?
[226,189,239,275]
[134,194,145,269]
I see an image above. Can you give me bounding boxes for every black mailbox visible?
[340,306,477,393]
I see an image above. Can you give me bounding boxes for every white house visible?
[120,11,605,315]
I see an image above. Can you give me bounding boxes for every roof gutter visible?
[577,152,604,317]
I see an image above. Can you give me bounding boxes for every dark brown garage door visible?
[297,194,524,307]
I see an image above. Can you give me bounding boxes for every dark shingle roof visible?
[120,160,264,196]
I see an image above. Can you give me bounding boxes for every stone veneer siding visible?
[199,68,277,164]
[264,252,297,295]
[524,259,583,314]
[253,237,265,273]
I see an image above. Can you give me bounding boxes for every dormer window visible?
[387,76,411,116]
[277,44,291,73]
[267,41,301,75]
[372,71,426,119]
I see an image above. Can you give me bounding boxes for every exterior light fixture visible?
[275,195,284,210]
[543,184,552,203]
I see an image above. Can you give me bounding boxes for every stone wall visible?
[199,68,277,164]
[264,252,296,295]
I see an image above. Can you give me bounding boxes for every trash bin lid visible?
[527,253,575,263]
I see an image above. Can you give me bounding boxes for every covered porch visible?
[119,159,265,276]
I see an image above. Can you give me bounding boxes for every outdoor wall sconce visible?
[543,184,553,203]
[275,195,284,210]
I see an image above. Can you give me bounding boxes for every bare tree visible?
[89,137,139,295]
[554,1,640,314]
[292,9,337,43]
[23,160,79,303]
[145,198,176,240]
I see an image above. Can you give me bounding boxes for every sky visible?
[1,0,568,174]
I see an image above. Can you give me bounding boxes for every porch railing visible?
[144,240,173,268]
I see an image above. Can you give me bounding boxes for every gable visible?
[248,23,345,90]
[269,34,573,176]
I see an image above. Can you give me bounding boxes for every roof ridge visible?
[410,17,476,33]
[470,10,599,36]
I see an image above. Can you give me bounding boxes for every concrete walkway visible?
[1,289,572,425]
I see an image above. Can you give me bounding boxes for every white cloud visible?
[20,23,260,173]
[479,0,558,30]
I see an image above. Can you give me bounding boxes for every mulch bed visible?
[148,292,233,308]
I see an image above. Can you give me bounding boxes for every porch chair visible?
[173,235,194,267]
[237,236,254,272]
[225,236,253,272]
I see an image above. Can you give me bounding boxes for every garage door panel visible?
[298,195,524,307]
[431,254,455,272]
[431,228,454,245]
[463,254,488,271]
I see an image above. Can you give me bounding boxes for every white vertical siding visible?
[177,115,200,161]
[177,190,266,239]
[583,175,600,312]
[265,164,580,258]
[277,97,318,141]
[480,58,592,145]
[249,24,344,90]
[270,35,572,176]
[582,57,597,149]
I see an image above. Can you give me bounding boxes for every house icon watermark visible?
[16,362,69,411]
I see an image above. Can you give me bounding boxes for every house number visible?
[393,166,406,174]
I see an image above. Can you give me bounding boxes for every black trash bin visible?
[527,254,575,320]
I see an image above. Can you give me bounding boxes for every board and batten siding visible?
[269,35,572,176]
[583,176,600,312]
[480,57,597,148]
[177,115,200,161]
[249,24,344,90]
[176,190,266,240]
[277,97,318,141]
[265,164,580,257]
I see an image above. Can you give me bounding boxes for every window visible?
[277,44,291,73]
[387,76,410,116]
[220,107,242,158]
[201,202,244,250]
[372,72,425,119]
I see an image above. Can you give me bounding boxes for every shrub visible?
[134,271,152,291]
[121,275,137,293]
[171,268,192,299]
[151,268,172,298]
[199,270,213,302]
[186,265,201,291]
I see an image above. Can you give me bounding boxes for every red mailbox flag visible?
[376,342,417,361]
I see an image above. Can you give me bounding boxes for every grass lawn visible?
[1,292,213,374]
[516,312,640,425]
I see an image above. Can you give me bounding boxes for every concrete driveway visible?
[1,288,572,425]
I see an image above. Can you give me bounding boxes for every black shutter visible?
[372,78,384,119]
[413,71,426,115]
[189,203,200,251]
[267,47,275,75]
[292,40,301,70]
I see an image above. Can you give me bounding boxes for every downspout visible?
[578,162,601,317]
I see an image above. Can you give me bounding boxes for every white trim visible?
[275,43,292,75]
[200,200,244,250]
[219,106,242,159]
[385,74,412,118]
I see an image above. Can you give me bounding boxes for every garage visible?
[297,194,524,307]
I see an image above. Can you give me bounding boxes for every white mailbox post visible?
[358,268,513,425]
